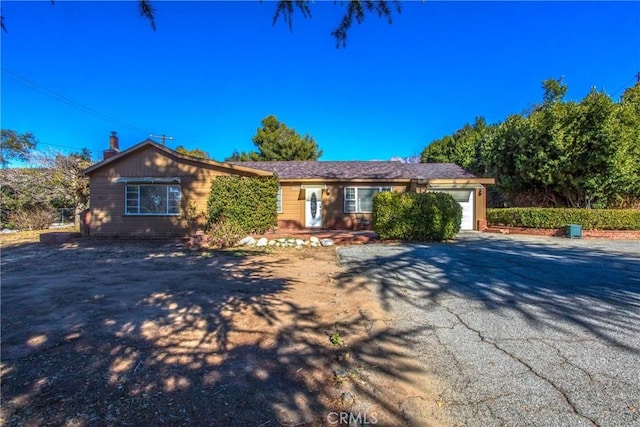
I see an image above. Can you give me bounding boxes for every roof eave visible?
[278,178,412,183]
[415,178,495,185]
[277,178,495,184]
[81,140,273,177]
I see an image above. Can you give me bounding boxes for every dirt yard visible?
[1,231,446,426]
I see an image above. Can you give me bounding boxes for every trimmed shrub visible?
[487,208,640,230]
[373,192,462,241]
[208,216,246,248]
[207,176,279,234]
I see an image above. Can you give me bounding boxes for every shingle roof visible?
[81,138,483,180]
[229,161,477,180]
[400,163,478,180]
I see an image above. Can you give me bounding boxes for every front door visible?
[305,188,323,228]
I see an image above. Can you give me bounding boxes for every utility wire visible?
[38,142,91,151]
[611,72,639,98]
[1,67,154,136]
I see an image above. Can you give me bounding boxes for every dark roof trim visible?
[113,177,181,184]
[81,140,273,177]
[417,178,496,185]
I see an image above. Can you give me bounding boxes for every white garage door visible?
[442,190,475,231]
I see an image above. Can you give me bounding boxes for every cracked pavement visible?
[337,234,640,426]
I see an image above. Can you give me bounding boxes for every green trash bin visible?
[567,224,582,239]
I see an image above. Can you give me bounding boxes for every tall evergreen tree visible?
[420,79,640,208]
[487,81,640,207]
[227,115,322,161]
[420,117,493,176]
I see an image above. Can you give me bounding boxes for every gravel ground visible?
[337,233,640,426]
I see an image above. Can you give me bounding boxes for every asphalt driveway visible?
[337,234,640,426]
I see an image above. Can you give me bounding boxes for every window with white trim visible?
[344,187,392,213]
[276,187,283,213]
[125,184,181,215]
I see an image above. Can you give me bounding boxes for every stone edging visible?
[237,236,334,248]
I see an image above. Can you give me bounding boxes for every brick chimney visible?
[103,131,120,160]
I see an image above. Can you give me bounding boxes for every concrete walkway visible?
[337,233,640,426]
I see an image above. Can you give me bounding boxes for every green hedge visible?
[487,208,640,230]
[373,192,462,241]
[207,176,279,234]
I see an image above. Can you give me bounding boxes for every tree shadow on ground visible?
[335,235,640,353]
[1,239,426,426]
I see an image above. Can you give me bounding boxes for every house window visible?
[344,187,392,213]
[276,187,283,213]
[125,184,181,215]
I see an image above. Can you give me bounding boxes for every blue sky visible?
[1,1,639,162]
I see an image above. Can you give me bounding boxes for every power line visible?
[611,72,639,98]
[38,142,90,151]
[1,67,154,136]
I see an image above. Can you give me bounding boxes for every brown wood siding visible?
[475,186,487,229]
[277,184,304,229]
[323,183,408,230]
[88,146,492,235]
[87,145,262,237]
[274,182,407,230]
[88,177,188,237]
